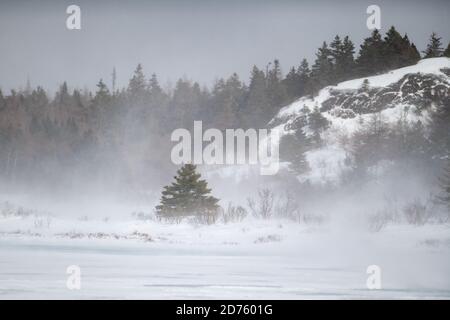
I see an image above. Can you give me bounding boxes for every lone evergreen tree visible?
[155,164,220,221]
[423,32,443,58]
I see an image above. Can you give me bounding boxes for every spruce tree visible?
[330,35,355,82]
[242,66,270,127]
[409,42,421,62]
[284,66,302,100]
[443,43,450,57]
[330,35,344,81]
[93,79,110,104]
[211,73,244,129]
[383,29,420,69]
[280,127,311,175]
[308,105,330,145]
[266,59,288,112]
[298,59,311,95]
[340,36,356,80]
[356,29,385,77]
[156,164,220,220]
[310,42,334,94]
[423,32,444,58]
[128,64,147,95]
[383,26,406,69]
[359,79,370,93]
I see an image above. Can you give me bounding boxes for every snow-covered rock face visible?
[274,58,450,129]
[271,58,450,184]
[322,72,449,118]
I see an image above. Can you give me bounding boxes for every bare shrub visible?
[221,203,248,224]
[403,198,432,225]
[33,215,52,229]
[275,192,299,220]
[0,202,34,218]
[368,210,393,232]
[131,211,153,221]
[254,234,282,243]
[366,195,402,232]
[247,189,274,219]
[190,209,220,225]
[301,212,326,225]
[274,192,302,222]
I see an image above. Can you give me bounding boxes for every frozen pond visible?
[1,237,449,299]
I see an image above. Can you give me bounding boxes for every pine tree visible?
[310,42,334,94]
[383,26,406,69]
[359,79,370,92]
[340,36,356,80]
[356,29,385,77]
[280,127,311,175]
[211,73,244,129]
[242,66,270,127]
[266,59,288,112]
[330,35,343,62]
[297,59,311,96]
[283,67,302,101]
[386,28,420,68]
[409,42,421,62]
[56,82,70,105]
[170,79,205,129]
[330,35,356,82]
[423,32,444,58]
[93,79,110,104]
[128,63,147,96]
[223,73,244,126]
[443,43,450,57]
[308,105,330,145]
[155,164,220,220]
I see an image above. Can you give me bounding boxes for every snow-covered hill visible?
[271,57,450,184]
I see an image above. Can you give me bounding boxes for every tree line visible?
[0,27,448,192]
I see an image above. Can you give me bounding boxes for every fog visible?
[0,0,449,299]
[0,0,448,220]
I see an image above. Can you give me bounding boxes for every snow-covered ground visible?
[1,200,449,299]
[1,58,450,299]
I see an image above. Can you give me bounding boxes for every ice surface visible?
[1,211,450,299]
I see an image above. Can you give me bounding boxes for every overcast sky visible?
[0,0,449,93]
